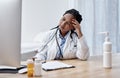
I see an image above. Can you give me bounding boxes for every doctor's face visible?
[59,14,75,33]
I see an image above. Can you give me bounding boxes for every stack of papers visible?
[42,61,75,71]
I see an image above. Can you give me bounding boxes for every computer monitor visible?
[0,0,21,68]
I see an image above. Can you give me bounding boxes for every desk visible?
[0,53,120,78]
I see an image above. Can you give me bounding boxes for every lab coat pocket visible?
[70,40,77,52]
[68,43,77,58]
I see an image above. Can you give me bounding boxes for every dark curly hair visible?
[63,9,82,23]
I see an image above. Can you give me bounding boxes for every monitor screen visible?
[0,0,21,68]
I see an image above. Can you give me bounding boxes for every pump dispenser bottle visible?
[100,32,112,68]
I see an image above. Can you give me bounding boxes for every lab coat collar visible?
[57,30,71,40]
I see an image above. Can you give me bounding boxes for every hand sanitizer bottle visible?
[100,32,112,68]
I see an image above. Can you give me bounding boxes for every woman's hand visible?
[72,19,83,38]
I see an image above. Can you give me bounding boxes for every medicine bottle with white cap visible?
[34,58,42,77]
[27,59,34,77]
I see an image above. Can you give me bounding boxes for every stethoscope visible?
[39,26,77,59]
[53,26,78,59]
[55,28,63,59]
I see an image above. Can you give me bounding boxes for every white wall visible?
[22,0,69,42]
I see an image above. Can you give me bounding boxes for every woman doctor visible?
[34,9,89,60]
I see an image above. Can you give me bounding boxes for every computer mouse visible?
[18,67,27,74]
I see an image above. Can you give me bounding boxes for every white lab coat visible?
[35,29,89,60]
